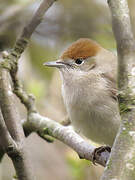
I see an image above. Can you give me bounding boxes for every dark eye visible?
[75,59,83,64]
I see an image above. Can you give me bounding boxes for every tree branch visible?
[24,112,110,167]
[9,0,57,63]
[101,1,135,179]
[7,0,57,113]
[0,108,17,155]
[0,67,34,180]
[0,68,24,141]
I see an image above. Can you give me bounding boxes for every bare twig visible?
[101,1,135,180]
[0,68,34,180]
[21,111,109,166]
[0,69,24,142]
[8,0,57,112]
[24,112,110,167]
[10,0,57,62]
[0,108,17,156]
[0,108,25,180]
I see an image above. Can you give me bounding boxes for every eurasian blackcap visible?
[44,38,120,146]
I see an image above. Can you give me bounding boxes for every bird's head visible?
[44,38,114,77]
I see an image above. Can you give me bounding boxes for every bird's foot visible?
[92,146,111,165]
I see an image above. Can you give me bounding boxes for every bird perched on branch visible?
[44,38,120,147]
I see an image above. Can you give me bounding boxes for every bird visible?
[44,38,120,147]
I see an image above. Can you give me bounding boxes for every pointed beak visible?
[43,60,66,68]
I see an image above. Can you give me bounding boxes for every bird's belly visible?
[69,103,120,146]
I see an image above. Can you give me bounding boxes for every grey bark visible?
[101,0,135,179]
[0,68,34,180]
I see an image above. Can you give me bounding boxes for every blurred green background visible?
[0,0,135,179]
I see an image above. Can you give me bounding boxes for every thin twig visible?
[9,0,57,112]
[23,112,110,167]
[0,68,34,180]
[0,68,24,142]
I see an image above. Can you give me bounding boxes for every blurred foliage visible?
[26,79,45,100]
[28,41,58,79]
[35,0,115,49]
[66,152,90,180]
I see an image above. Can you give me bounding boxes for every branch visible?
[0,68,24,141]
[0,67,34,180]
[24,112,110,167]
[10,0,57,63]
[6,0,57,113]
[0,108,17,159]
[0,108,29,179]
[101,1,135,179]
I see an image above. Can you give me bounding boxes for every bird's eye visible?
[75,59,83,64]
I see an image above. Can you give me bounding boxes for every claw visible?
[92,146,111,165]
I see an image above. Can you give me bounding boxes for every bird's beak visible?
[43,60,66,68]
